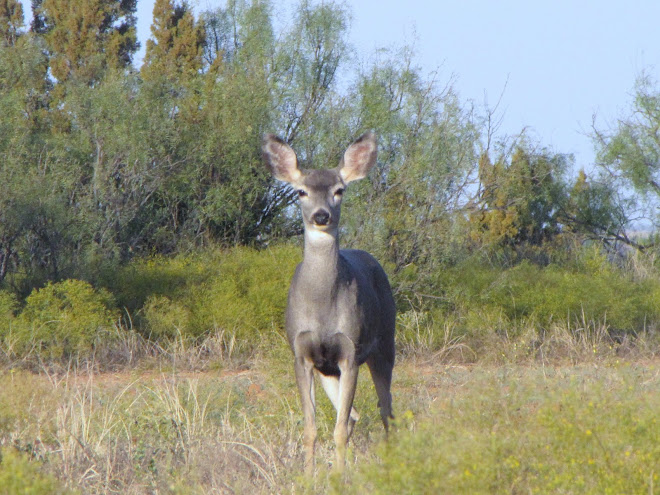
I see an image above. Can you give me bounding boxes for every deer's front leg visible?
[294,356,316,475]
[334,355,359,473]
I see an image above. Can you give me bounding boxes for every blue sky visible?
[136,1,660,170]
[19,0,660,169]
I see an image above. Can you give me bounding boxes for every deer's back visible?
[338,249,395,361]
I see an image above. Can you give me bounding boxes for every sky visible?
[136,0,660,171]
[347,1,660,167]
[20,0,660,170]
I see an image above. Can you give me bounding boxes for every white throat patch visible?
[305,228,337,244]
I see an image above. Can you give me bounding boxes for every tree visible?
[0,0,23,46]
[36,0,138,85]
[200,0,273,70]
[141,0,205,82]
[0,0,500,294]
[341,46,479,274]
[241,0,351,239]
[273,0,348,144]
[192,0,274,244]
[595,75,660,236]
[469,143,569,251]
[561,169,631,249]
[0,13,55,287]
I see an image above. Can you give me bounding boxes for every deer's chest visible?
[288,279,367,336]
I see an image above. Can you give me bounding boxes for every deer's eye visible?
[334,188,345,197]
[297,189,308,198]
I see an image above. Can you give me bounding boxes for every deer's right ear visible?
[339,132,377,183]
[262,134,301,183]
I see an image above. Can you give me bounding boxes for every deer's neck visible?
[300,229,340,291]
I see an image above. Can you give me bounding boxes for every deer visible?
[262,132,395,474]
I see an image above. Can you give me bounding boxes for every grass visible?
[1,245,660,492]
[0,348,659,493]
[343,362,660,494]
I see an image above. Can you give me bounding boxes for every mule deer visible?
[262,132,395,474]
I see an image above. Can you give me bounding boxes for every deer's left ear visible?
[339,132,377,183]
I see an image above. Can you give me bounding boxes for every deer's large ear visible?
[262,134,301,183]
[339,132,377,183]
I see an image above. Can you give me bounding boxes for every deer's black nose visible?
[312,210,330,226]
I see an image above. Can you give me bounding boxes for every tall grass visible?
[0,362,304,493]
[341,364,660,494]
[1,356,659,493]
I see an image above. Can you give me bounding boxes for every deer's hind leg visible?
[366,353,394,432]
[318,372,360,437]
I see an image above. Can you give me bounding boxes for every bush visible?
[0,291,18,347]
[11,280,118,360]
[114,244,300,347]
[102,254,210,314]
[185,245,299,341]
[0,244,300,362]
[0,290,18,320]
[0,448,73,495]
[141,295,193,340]
[4,242,659,364]
[433,249,660,337]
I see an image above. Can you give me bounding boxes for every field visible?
[3,0,660,492]
[2,246,660,493]
[1,349,659,494]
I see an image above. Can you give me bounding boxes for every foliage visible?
[470,144,569,249]
[597,75,660,199]
[0,29,54,288]
[128,246,299,342]
[141,0,205,82]
[1,0,648,295]
[0,0,23,46]
[0,288,17,328]
[1,240,659,364]
[7,279,118,359]
[432,247,660,338]
[2,243,298,358]
[594,74,660,243]
[1,0,660,370]
[561,169,629,248]
[36,0,138,86]
[341,46,479,275]
[0,448,72,495]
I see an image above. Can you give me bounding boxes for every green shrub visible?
[0,448,73,495]
[2,245,299,361]
[434,249,660,336]
[102,254,210,314]
[186,245,299,341]
[141,295,192,340]
[0,290,18,344]
[115,245,300,347]
[13,280,118,359]
[10,242,653,363]
[0,290,18,320]
[109,243,660,360]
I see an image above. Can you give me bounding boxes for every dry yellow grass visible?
[1,351,659,493]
